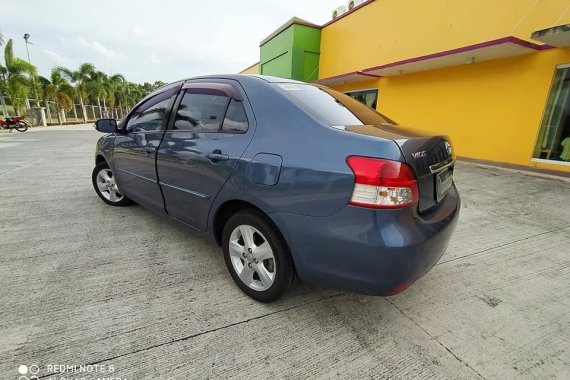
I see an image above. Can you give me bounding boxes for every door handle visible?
[206,149,229,162]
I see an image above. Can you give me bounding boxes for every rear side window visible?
[173,93,229,132]
[222,99,248,133]
[274,83,394,126]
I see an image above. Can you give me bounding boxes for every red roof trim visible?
[314,71,381,84]
[357,71,383,78]
[317,36,554,84]
[362,36,553,73]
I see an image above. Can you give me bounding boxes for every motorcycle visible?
[0,116,29,132]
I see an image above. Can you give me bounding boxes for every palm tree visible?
[125,82,145,108]
[56,62,95,122]
[39,69,75,124]
[0,32,6,116]
[86,70,109,118]
[1,39,36,115]
[106,73,127,118]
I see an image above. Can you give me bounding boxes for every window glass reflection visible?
[534,67,570,162]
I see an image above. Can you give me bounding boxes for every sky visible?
[1,0,344,84]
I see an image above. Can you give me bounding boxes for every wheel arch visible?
[213,200,261,245]
[95,154,107,165]
[213,200,286,250]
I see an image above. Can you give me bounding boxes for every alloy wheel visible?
[229,224,276,291]
[96,168,124,203]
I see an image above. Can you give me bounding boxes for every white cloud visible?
[0,0,343,83]
[144,53,160,65]
[132,26,146,38]
[42,48,70,66]
[75,36,121,61]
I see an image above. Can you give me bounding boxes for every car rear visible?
[268,81,460,295]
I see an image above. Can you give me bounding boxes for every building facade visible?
[241,0,570,173]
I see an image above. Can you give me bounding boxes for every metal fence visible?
[0,93,129,126]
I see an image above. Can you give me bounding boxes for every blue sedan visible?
[92,75,460,302]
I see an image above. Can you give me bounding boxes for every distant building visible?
[241,0,570,173]
[240,62,260,75]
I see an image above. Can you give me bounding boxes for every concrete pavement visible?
[0,125,569,379]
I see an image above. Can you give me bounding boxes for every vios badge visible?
[445,141,452,156]
[411,151,427,159]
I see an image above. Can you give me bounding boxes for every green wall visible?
[260,20,321,82]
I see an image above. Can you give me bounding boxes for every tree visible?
[141,80,165,95]
[125,82,145,108]
[0,33,6,116]
[1,39,36,115]
[39,69,75,124]
[56,62,95,122]
[106,73,127,118]
[0,42,164,123]
[54,62,164,121]
[86,70,109,117]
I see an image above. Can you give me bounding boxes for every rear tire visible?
[92,162,132,206]
[222,210,297,302]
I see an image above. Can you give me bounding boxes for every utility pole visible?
[23,33,40,107]
[23,33,46,126]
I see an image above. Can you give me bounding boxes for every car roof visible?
[143,74,309,102]
[184,74,305,84]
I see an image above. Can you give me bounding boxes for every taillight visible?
[346,156,419,209]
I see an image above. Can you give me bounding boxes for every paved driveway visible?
[1,125,569,379]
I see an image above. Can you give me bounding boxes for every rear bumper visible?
[269,185,460,296]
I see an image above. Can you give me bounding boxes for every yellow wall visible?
[332,49,570,172]
[379,49,570,172]
[240,62,259,75]
[320,0,570,78]
[321,0,570,172]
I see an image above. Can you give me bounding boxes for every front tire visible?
[92,162,132,206]
[222,210,297,302]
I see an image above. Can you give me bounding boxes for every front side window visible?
[533,65,570,162]
[126,90,174,132]
[173,93,229,132]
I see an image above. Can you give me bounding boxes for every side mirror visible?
[95,119,118,133]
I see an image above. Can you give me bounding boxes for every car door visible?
[112,84,180,213]
[156,80,254,231]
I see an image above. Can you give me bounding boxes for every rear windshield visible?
[274,83,395,126]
